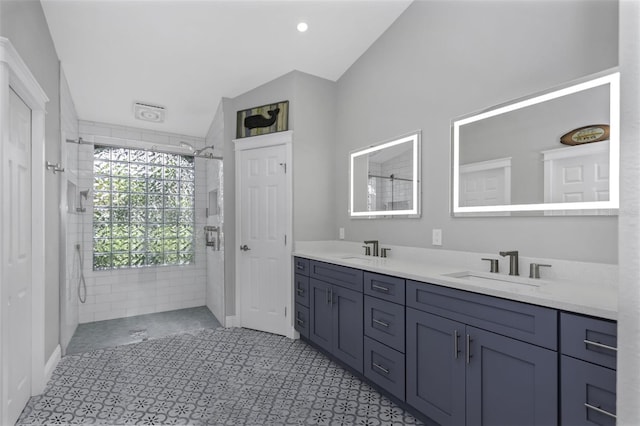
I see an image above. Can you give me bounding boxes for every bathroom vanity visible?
[292,248,617,426]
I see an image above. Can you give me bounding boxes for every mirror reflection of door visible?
[543,141,611,215]
[459,158,511,216]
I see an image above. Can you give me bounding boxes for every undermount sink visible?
[444,271,543,287]
[338,255,375,263]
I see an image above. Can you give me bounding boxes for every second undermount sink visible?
[338,255,375,263]
[444,271,543,287]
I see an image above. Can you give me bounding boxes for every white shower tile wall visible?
[77,121,208,323]
[378,149,413,210]
[61,67,81,351]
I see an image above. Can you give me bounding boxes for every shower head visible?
[180,141,195,152]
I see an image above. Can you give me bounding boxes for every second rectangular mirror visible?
[452,70,619,216]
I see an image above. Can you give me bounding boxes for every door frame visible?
[0,37,49,424]
[233,130,294,338]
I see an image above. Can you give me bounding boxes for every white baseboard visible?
[44,344,61,383]
[225,315,239,328]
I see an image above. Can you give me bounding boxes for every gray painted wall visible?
[335,0,619,264]
[222,70,336,316]
[1,0,61,360]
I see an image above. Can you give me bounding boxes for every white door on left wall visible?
[3,88,33,425]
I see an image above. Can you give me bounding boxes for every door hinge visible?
[279,162,287,173]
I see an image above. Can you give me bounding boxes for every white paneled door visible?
[237,143,289,336]
[4,89,33,425]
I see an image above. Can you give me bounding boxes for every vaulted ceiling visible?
[42,0,413,137]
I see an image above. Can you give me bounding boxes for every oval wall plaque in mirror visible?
[451,70,619,217]
[350,131,421,218]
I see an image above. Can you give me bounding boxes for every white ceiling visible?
[41,0,413,138]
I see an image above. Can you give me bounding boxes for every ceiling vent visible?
[134,102,165,123]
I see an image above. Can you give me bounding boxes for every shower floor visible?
[65,306,222,355]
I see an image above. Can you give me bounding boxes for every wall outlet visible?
[339,227,345,240]
[432,229,442,246]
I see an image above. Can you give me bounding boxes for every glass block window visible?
[92,145,195,270]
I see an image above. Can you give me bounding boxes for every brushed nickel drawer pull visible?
[296,318,304,326]
[583,339,617,352]
[372,284,390,292]
[372,363,389,374]
[373,319,390,328]
[466,334,472,364]
[296,288,304,296]
[454,330,460,359]
[296,264,304,270]
[585,403,616,419]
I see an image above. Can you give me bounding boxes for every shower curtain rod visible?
[65,137,223,160]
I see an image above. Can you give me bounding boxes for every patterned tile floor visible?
[18,328,422,425]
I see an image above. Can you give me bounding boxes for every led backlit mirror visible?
[350,131,421,218]
[452,70,619,216]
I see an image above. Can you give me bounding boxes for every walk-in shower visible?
[60,133,225,355]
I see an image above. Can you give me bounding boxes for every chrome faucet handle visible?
[381,248,391,258]
[529,263,551,279]
[363,240,379,257]
[362,245,371,256]
[481,258,499,273]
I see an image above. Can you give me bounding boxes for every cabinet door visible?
[466,326,558,426]
[561,355,616,426]
[309,278,333,353]
[406,308,466,426]
[332,285,364,373]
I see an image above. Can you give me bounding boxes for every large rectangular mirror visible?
[452,70,619,216]
[350,131,421,218]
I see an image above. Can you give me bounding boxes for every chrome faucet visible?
[364,240,379,257]
[499,251,519,276]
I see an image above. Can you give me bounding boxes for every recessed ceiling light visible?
[297,22,308,33]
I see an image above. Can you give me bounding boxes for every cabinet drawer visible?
[561,355,616,426]
[294,274,310,308]
[364,336,405,401]
[364,296,405,353]
[294,303,310,338]
[294,257,310,276]
[407,280,557,350]
[364,272,405,305]
[310,260,363,292]
[561,312,617,370]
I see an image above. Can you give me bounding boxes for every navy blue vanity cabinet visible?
[308,261,364,373]
[406,280,558,426]
[560,313,617,425]
[362,272,406,401]
[293,257,311,338]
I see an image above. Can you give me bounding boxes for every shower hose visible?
[76,243,87,303]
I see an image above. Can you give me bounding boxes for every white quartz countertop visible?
[293,242,618,320]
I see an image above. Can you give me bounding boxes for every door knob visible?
[240,244,251,251]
